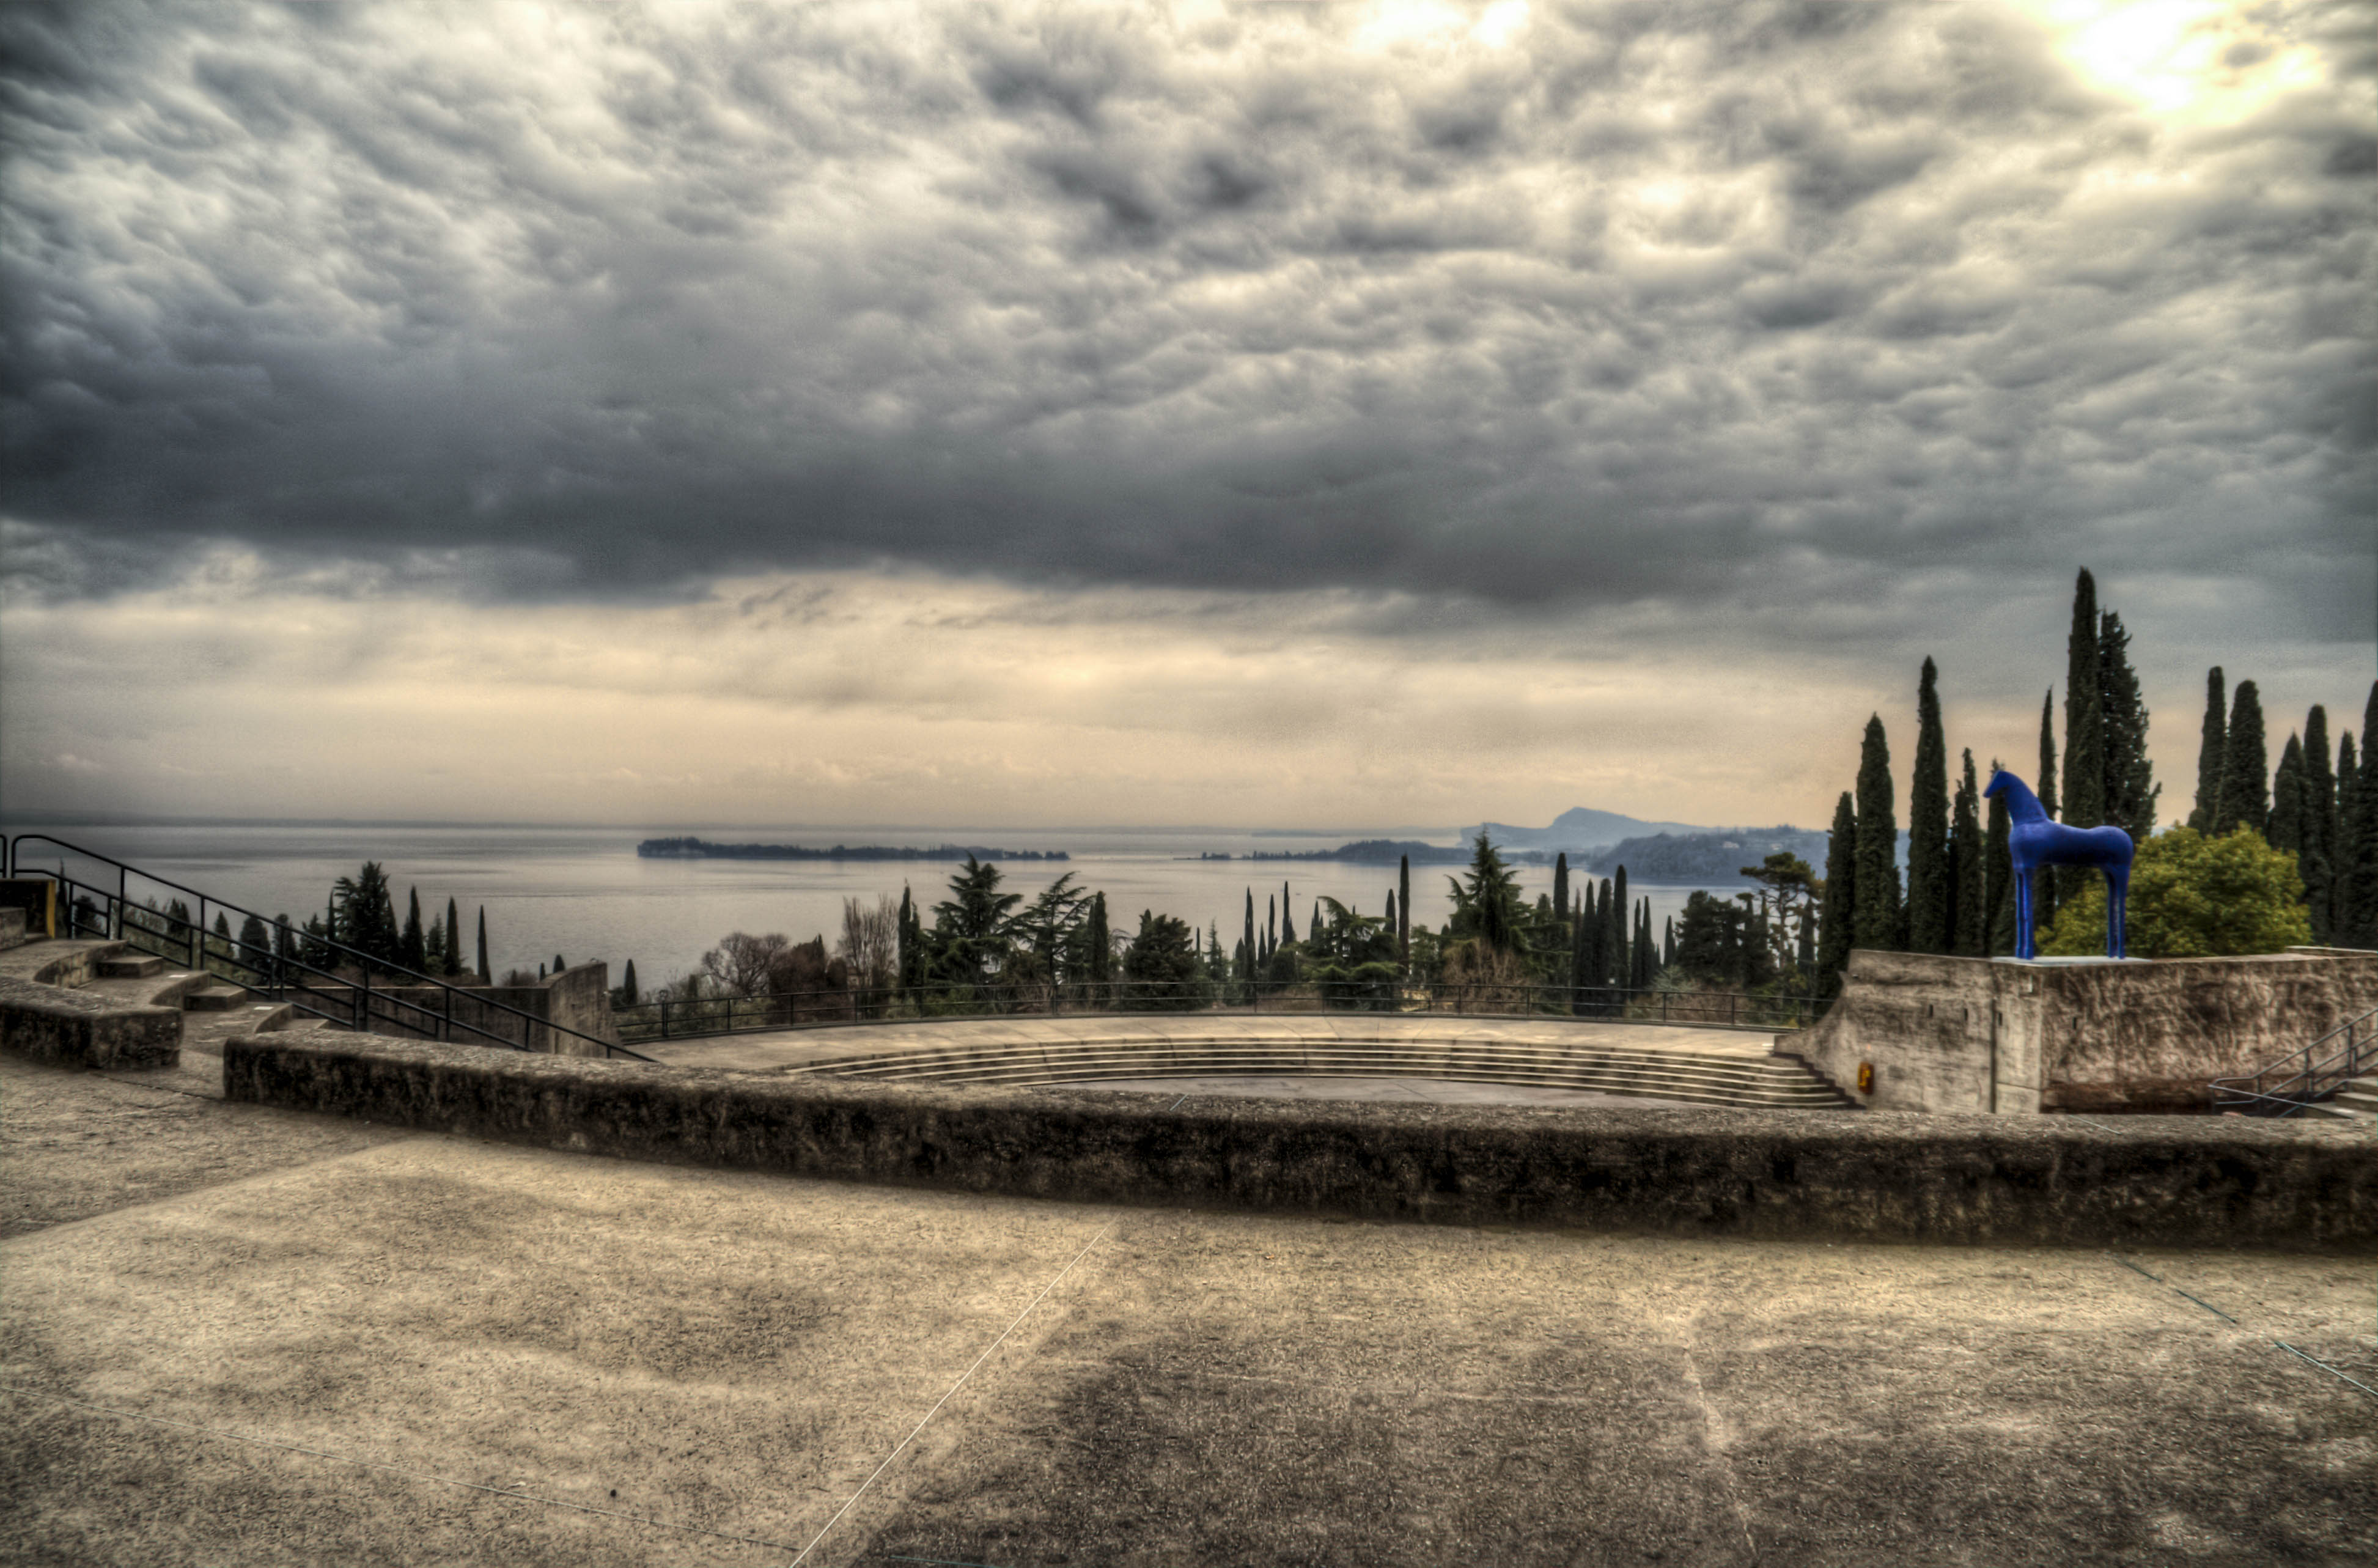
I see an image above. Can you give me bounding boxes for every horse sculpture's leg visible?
[2015,868,2033,960]
[2107,865,2129,960]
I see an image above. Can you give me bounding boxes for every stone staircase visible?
[0,922,337,1084]
[2307,1077,2377,1121]
[787,1032,1856,1110]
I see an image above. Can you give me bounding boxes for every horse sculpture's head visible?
[1983,767,2012,799]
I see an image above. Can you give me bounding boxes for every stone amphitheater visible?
[4,902,2375,1567]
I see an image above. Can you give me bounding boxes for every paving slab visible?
[2,1055,2373,1566]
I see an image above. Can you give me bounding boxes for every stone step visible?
[98,954,167,979]
[183,985,249,1012]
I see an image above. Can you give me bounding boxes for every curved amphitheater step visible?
[650,1017,1857,1110]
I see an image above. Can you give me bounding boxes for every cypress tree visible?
[2058,570,2105,910]
[1244,889,1257,984]
[1951,749,1984,957]
[1568,893,1589,1012]
[2212,679,2269,836]
[1088,893,1111,984]
[2269,735,2306,861]
[1397,854,1411,971]
[476,906,488,979]
[1663,916,1676,970]
[2061,569,2105,830]
[2036,690,2060,929]
[1984,760,2013,957]
[2338,731,2363,944]
[2097,609,2157,842]
[1610,866,1629,987]
[2303,707,2336,942]
[1818,790,1857,995]
[2190,668,2226,831]
[1267,895,1276,951]
[1907,657,1951,954]
[2347,684,2378,945]
[1553,853,1569,924]
[622,960,639,1005]
[400,889,426,973]
[897,886,915,988]
[1281,881,1297,944]
[444,897,462,975]
[1852,715,1902,950]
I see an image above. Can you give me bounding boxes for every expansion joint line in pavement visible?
[784,1219,1119,1568]
[0,1383,804,1553]
[2105,1254,2378,1402]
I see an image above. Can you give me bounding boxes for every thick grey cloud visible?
[3,0,2371,631]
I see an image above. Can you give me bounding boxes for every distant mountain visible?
[1459,806,1713,852]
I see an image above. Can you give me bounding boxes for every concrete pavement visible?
[5,1050,2375,1566]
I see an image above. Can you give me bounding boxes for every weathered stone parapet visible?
[223,1031,2378,1251]
[1789,948,2378,1115]
[365,962,617,1056]
[0,976,180,1069]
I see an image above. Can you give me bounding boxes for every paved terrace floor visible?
[5,1047,2375,1566]
[644,1015,1780,1111]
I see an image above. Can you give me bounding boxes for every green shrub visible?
[2039,826,2311,958]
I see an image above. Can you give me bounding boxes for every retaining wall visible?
[368,962,617,1056]
[223,1031,2377,1251]
[1791,949,2378,1114]
[1,976,179,1069]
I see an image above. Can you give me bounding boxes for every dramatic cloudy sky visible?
[2,0,2370,829]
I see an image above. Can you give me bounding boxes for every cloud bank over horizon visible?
[2,0,2371,825]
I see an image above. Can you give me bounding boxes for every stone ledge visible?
[223,1032,2377,1251]
[0,975,180,1069]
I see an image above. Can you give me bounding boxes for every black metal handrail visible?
[2211,1005,2378,1117]
[616,976,1826,1044]
[7,834,653,1062]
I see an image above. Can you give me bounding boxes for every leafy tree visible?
[2190,667,2226,831]
[333,863,401,967]
[1302,896,1401,1007]
[2097,609,2158,842]
[1950,751,1984,957]
[1445,833,1529,958]
[237,912,271,969]
[2038,827,2310,958]
[1014,872,1090,985]
[1817,790,1857,995]
[929,855,1022,988]
[1740,851,1817,982]
[704,932,790,996]
[1675,891,1767,987]
[2212,679,2269,837]
[1119,909,1204,1009]
[1852,716,1901,950]
[1906,657,1950,953]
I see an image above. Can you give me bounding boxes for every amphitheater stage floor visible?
[4,1051,2372,1566]
[638,1012,1783,1073]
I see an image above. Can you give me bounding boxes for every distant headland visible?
[637,838,1069,861]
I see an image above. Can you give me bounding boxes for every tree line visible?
[1819,567,2374,988]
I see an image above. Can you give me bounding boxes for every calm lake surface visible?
[2,819,1737,989]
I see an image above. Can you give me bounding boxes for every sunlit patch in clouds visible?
[2021,0,2332,119]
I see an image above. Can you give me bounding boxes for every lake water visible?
[2,819,1738,988]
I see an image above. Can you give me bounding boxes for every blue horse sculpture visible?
[1983,768,2133,960]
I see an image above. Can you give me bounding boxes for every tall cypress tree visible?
[1553,853,1569,924]
[1610,866,1629,987]
[2190,667,2226,831]
[1984,760,2014,956]
[2060,570,2104,911]
[1950,750,1984,957]
[400,888,426,973]
[444,896,462,975]
[1243,889,1257,984]
[2270,735,2307,867]
[2338,731,2363,944]
[2346,684,2378,946]
[1088,893,1112,984]
[1852,715,1902,950]
[897,886,915,988]
[1398,854,1411,971]
[2036,690,2060,929]
[1267,895,1276,951]
[1818,790,1857,995]
[476,906,488,979]
[1568,891,1589,1012]
[1907,657,1951,954]
[2212,679,2269,836]
[2097,609,2157,842]
[2303,706,2336,941]
[1281,881,1297,944]
[622,959,639,1005]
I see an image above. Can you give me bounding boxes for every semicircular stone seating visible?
[776,1023,1854,1110]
